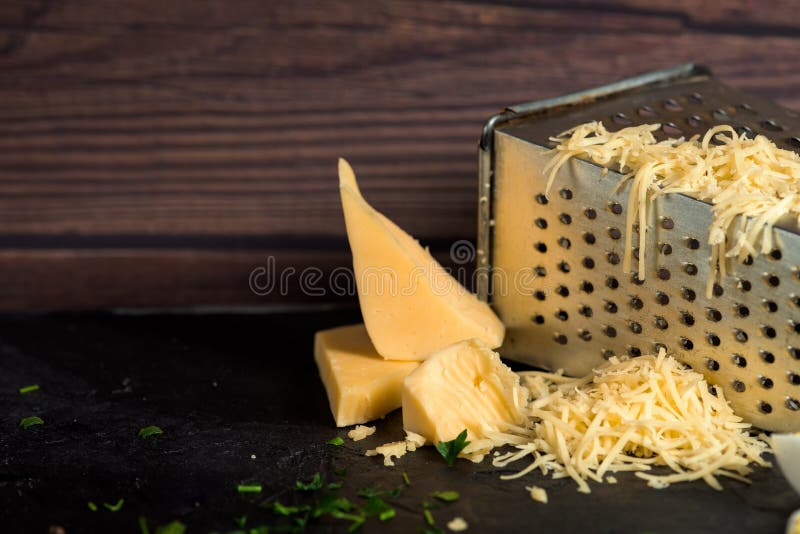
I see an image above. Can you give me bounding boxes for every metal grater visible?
[477,64,800,432]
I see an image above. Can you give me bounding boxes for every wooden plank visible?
[0,0,798,309]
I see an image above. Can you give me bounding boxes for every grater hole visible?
[738,102,753,111]
[631,273,645,286]
[687,115,705,127]
[534,266,547,277]
[763,119,783,131]
[732,379,746,392]
[558,261,571,273]
[535,242,547,253]
[535,193,549,205]
[766,274,781,287]
[792,295,800,308]
[706,358,720,371]
[707,308,722,322]
[660,243,673,255]
[607,276,619,289]
[654,316,669,330]
[629,346,642,357]
[612,112,632,125]
[580,281,594,294]
[583,257,595,269]
[713,284,724,297]
[763,300,779,313]
[579,305,593,318]
[578,329,592,341]
[605,301,618,313]
[608,227,622,240]
[708,334,721,346]
[736,304,750,317]
[559,213,572,225]
[663,99,683,111]
[685,263,698,276]
[787,398,800,411]
[732,354,747,367]
[686,237,700,250]
[559,188,573,200]
[555,309,569,321]
[535,218,548,229]
[656,292,670,305]
[556,285,570,297]
[534,290,546,301]
[638,105,658,118]
[558,237,571,249]
[532,314,545,325]
[602,349,614,360]
[607,252,620,265]
[630,296,644,310]
[793,321,800,334]
[712,108,729,121]
[690,92,704,103]
[711,132,730,145]
[743,255,754,265]
[790,137,800,149]
[682,288,696,302]
[762,350,776,364]
[790,372,800,385]
[769,249,783,260]
[554,334,568,345]
[609,202,623,215]
[791,347,800,360]
[584,208,597,220]
[708,385,718,396]
[739,279,752,292]
[630,321,643,334]
[760,376,774,389]
[604,326,617,338]
[657,268,671,281]
[680,338,694,350]
[735,125,754,138]
[632,247,639,260]
[681,312,695,326]
[763,325,777,338]
[584,232,596,245]
[759,401,772,414]
[661,218,675,230]
[662,123,683,137]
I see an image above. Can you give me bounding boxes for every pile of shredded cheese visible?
[493,350,771,493]
[545,122,800,296]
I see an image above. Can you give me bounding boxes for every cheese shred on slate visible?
[545,122,800,296]
[493,350,770,493]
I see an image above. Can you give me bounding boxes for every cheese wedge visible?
[314,324,419,427]
[338,158,505,360]
[402,338,528,444]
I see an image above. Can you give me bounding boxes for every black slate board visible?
[1,310,798,533]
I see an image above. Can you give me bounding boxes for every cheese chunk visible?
[314,324,419,427]
[338,158,504,360]
[402,338,528,444]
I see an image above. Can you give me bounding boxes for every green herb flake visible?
[327,481,343,490]
[330,510,365,532]
[19,384,39,394]
[237,484,263,494]
[423,508,435,526]
[402,472,410,486]
[87,501,98,512]
[327,436,344,446]
[234,514,247,528]
[154,520,186,534]
[312,494,352,518]
[358,485,402,499]
[138,515,151,534]
[295,472,323,491]
[104,498,125,511]
[138,425,163,439]
[20,416,43,429]
[435,429,470,467]
[431,490,459,502]
[272,501,309,516]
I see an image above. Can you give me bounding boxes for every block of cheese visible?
[402,338,528,444]
[315,324,420,427]
[338,158,505,360]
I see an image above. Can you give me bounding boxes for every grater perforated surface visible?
[481,66,800,431]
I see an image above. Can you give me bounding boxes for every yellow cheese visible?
[402,338,529,445]
[338,158,505,361]
[314,324,419,427]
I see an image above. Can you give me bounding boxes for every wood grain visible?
[1,0,799,310]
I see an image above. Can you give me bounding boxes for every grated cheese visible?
[493,349,770,493]
[447,517,469,531]
[347,425,376,442]
[545,122,800,296]
[527,486,548,503]
[366,441,408,467]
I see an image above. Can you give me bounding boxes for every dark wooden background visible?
[1,0,800,311]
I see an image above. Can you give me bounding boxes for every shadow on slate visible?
[0,310,797,533]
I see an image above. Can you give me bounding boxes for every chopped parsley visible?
[154,520,186,534]
[19,384,39,394]
[327,481,343,490]
[20,416,43,429]
[295,472,323,491]
[237,484,263,494]
[104,498,125,511]
[423,508,435,526]
[402,472,411,486]
[87,501,98,512]
[435,429,470,467]
[327,436,344,446]
[431,490,459,502]
[357,485,402,499]
[138,425,163,439]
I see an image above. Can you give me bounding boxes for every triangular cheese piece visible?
[338,158,505,360]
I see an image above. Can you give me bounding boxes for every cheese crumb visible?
[447,517,469,531]
[606,476,617,484]
[366,441,407,466]
[546,122,800,296]
[528,486,548,504]
[348,425,376,442]
[405,430,426,451]
[494,349,771,493]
